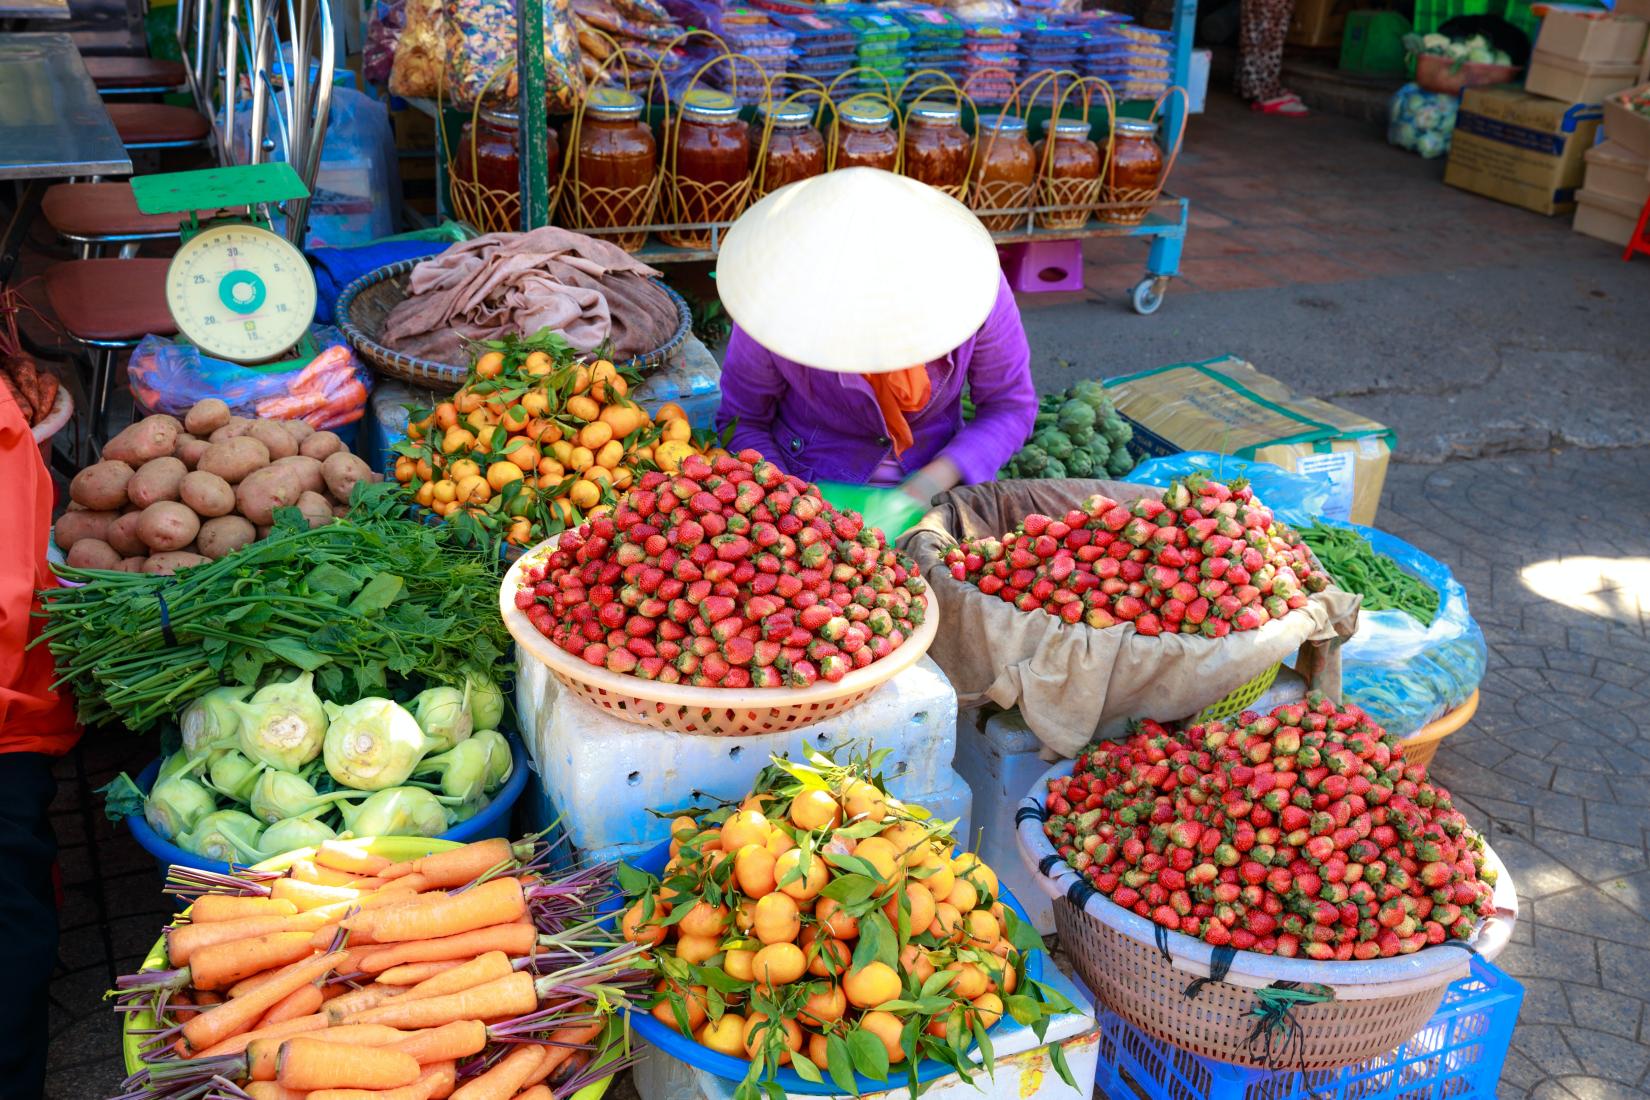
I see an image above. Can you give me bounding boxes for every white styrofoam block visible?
[1188,48,1211,113]
[517,652,960,853]
[632,963,1100,1100]
[575,768,975,871]
[955,708,1062,934]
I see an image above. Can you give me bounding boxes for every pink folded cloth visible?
[380,226,680,364]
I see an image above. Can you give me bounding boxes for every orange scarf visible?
[864,366,932,457]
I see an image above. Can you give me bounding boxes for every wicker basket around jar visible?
[448,107,562,233]
[1016,761,1519,1071]
[1035,116,1102,230]
[659,88,753,250]
[562,87,660,253]
[1100,116,1164,227]
[969,112,1035,232]
[501,535,941,735]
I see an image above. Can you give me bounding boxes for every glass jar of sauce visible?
[752,100,825,197]
[452,108,560,233]
[1104,117,1164,225]
[969,113,1033,232]
[573,88,657,251]
[901,103,970,194]
[1034,116,1100,230]
[662,89,750,248]
[833,96,897,172]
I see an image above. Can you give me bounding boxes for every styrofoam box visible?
[516,652,966,854]
[631,964,1102,1100]
[958,666,1313,934]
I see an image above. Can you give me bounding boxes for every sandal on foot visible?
[1252,93,1309,116]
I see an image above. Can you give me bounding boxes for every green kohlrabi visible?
[179,810,267,863]
[234,671,327,771]
[411,686,473,752]
[470,730,513,792]
[414,738,491,805]
[158,751,203,781]
[145,774,218,840]
[338,787,450,838]
[248,768,354,824]
[260,816,338,856]
[180,685,253,760]
[207,749,264,802]
[465,671,506,733]
[323,697,436,791]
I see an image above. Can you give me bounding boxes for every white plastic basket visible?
[1015,760,1517,1070]
[501,533,940,737]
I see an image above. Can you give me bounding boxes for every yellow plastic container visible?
[1399,689,1479,769]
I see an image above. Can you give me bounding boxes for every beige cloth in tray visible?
[901,479,1362,759]
[380,227,680,364]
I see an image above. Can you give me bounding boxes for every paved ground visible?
[40,90,1650,1098]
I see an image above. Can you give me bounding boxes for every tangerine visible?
[678,901,731,939]
[735,843,779,898]
[697,1013,746,1056]
[753,893,801,945]
[743,1014,802,1064]
[751,943,806,989]
[841,780,888,823]
[774,849,829,902]
[790,789,843,832]
[621,901,668,946]
[724,948,756,981]
[721,809,770,853]
[676,934,720,965]
[843,960,900,1010]
[816,897,859,940]
[800,983,847,1028]
[858,1011,907,1064]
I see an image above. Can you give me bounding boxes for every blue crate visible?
[1094,959,1522,1100]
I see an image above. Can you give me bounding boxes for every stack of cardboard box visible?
[1445,9,1647,219]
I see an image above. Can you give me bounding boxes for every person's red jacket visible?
[0,388,80,755]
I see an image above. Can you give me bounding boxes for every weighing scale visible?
[131,163,320,366]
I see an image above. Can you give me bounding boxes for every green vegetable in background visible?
[260,816,337,855]
[411,686,473,752]
[207,750,263,802]
[178,809,266,863]
[471,729,514,790]
[466,672,506,732]
[339,786,450,837]
[322,697,437,791]
[1000,380,1140,481]
[1301,522,1440,625]
[235,672,328,772]
[180,686,251,761]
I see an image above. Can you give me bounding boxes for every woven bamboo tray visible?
[335,259,693,391]
[1398,689,1479,769]
[500,533,939,736]
[1016,760,1518,1071]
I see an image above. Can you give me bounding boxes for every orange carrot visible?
[344,972,538,1030]
[349,879,527,945]
[308,1061,457,1100]
[273,877,369,911]
[167,912,327,966]
[190,1013,328,1059]
[245,1025,412,1080]
[190,895,300,923]
[277,1036,421,1091]
[316,840,392,877]
[379,839,515,888]
[386,1020,487,1063]
[323,983,404,1019]
[183,951,345,1053]
[378,960,464,986]
[450,1043,546,1100]
[246,1083,307,1100]
[522,1021,603,1088]
[191,931,318,991]
[515,1088,552,1100]
[329,953,513,1026]
[291,859,384,889]
[257,982,324,1027]
[307,887,436,949]
[359,924,537,973]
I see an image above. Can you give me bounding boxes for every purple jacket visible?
[715,274,1038,486]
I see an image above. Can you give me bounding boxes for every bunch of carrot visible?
[112,836,646,1100]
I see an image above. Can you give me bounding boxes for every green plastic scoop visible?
[815,481,930,539]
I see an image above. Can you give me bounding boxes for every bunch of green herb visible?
[36,484,510,731]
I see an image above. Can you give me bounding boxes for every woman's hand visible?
[900,458,961,504]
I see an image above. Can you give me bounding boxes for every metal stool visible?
[106,102,212,152]
[83,55,188,96]
[40,182,200,258]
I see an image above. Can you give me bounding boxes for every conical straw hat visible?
[715,167,1001,374]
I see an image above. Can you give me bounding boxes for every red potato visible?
[66,539,121,570]
[249,420,299,460]
[180,470,237,517]
[103,416,179,465]
[70,460,134,511]
[175,435,210,469]
[118,556,148,572]
[198,437,271,484]
[53,510,118,551]
[273,455,325,496]
[285,420,315,442]
[321,452,376,504]
[299,431,345,460]
[128,457,189,509]
[143,551,210,575]
[198,515,257,559]
[185,398,232,436]
[137,501,201,552]
[106,512,148,556]
[296,491,335,529]
[236,467,304,525]
[209,417,254,442]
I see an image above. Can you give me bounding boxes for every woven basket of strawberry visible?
[902,474,1362,758]
[501,450,938,736]
[1015,692,1517,1071]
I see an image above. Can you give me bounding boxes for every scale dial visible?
[165,222,317,363]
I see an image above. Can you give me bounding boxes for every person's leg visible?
[0,753,59,1100]
[1239,0,1304,109]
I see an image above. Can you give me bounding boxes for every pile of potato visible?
[57,398,380,574]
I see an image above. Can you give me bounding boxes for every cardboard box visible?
[1572,186,1644,244]
[1614,0,1650,22]
[1288,0,1349,47]
[1534,11,1648,64]
[1582,138,1650,205]
[1525,50,1642,103]
[1103,356,1395,525]
[1445,85,1602,214]
[1603,84,1650,157]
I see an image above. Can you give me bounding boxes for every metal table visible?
[0,0,70,20]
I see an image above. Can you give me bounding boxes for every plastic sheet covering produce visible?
[1388,81,1459,160]
[128,328,373,431]
[1129,451,1330,527]
[1306,520,1486,737]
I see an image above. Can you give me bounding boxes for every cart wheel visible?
[1131,277,1166,315]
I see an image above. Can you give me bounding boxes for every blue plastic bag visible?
[1320,521,1486,737]
[1388,82,1458,160]
[1126,451,1330,528]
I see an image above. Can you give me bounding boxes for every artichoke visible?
[1103,418,1134,446]
[1065,449,1096,477]
[1056,399,1096,435]
[1033,429,1074,462]
[1070,379,1108,410]
[1043,457,1069,479]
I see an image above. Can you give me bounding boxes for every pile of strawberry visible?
[1042,693,1497,960]
[514,450,928,689]
[942,474,1329,636]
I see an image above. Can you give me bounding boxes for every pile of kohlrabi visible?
[101,669,514,862]
[1406,32,1513,66]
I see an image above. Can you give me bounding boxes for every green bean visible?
[1299,522,1439,625]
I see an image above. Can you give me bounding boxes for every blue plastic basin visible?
[124,731,530,876]
[605,840,1046,1095]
